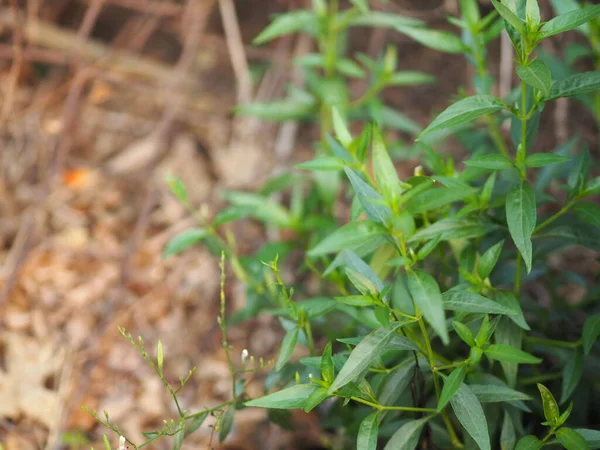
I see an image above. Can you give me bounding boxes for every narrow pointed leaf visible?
[407,270,449,344]
[372,125,402,204]
[516,60,552,98]
[583,314,600,354]
[537,383,560,424]
[383,417,430,450]
[450,383,491,450]
[276,327,299,371]
[254,10,316,44]
[442,290,513,315]
[395,25,464,53]
[548,71,600,100]
[561,351,584,404]
[245,384,317,409]
[485,344,541,364]
[357,412,379,450]
[345,168,392,225]
[515,435,542,450]
[438,366,467,411]
[506,181,536,273]
[163,228,209,259]
[556,428,590,450]
[308,220,386,256]
[539,5,600,39]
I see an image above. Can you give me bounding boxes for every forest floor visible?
[0,1,596,449]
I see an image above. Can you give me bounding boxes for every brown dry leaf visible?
[0,332,66,428]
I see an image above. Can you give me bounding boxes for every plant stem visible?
[520,372,563,385]
[350,396,436,413]
[534,200,576,233]
[514,256,522,293]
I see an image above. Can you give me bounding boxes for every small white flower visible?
[308,373,313,379]
[414,165,424,176]
[118,436,126,450]
[241,348,249,363]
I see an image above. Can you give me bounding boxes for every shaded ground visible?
[0,1,597,449]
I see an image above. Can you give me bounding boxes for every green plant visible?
[90,1,600,449]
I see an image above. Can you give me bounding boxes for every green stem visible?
[534,200,576,233]
[350,396,436,413]
[305,319,316,356]
[486,117,511,158]
[520,372,563,386]
[514,255,522,293]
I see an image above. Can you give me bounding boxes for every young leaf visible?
[515,435,543,450]
[442,290,513,315]
[583,314,600,355]
[320,342,335,383]
[378,360,416,406]
[372,125,402,205]
[494,291,530,330]
[573,202,600,229]
[245,384,317,409]
[478,240,504,279]
[453,321,476,347]
[561,351,584,404]
[303,387,331,413]
[556,428,591,450]
[524,153,570,168]
[537,383,560,424]
[485,344,541,364]
[163,228,209,259]
[395,25,464,53]
[357,412,379,450]
[464,154,514,170]
[328,323,405,393]
[386,71,436,86]
[383,417,431,450]
[450,383,491,450]
[506,181,536,273]
[548,71,600,100]
[407,270,449,345]
[166,175,188,203]
[516,60,552,98]
[419,95,506,138]
[345,168,392,225]
[348,12,424,30]
[187,411,209,435]
[526,0,540,27]
[438,366,467,411]
[254,10,316,44]
[276,327,299,371]
[490,0,526,34]
[538,5,600,39]
[308,220,386,257]
[350,0,369,13]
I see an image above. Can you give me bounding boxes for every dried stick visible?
[1,0,24,123]
[218,0,252,105]
[78,0,183,17]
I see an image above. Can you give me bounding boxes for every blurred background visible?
[0,0,597,449]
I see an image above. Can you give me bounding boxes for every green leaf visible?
[383,417,430,450]
[275,327,299,371]
[453,321,476,347]
[218,407,234,443]
[442,290,513,315]
[350,0,369,12]
[494,291,530,330]
[557,428,591,450]
[582,314,600,355]
[419,95,506,138]
[515,435,542,450]
[539,5,600,39]
[500,410,517,450]
[469,384,532,403]
[574,429,600,449]
[303,387,331,413]
[407,270,449,345]
[409,218,498,243]
[378,360,415,406]
[346,269,380,297]
[490,0,526,34]
[295,156,343,171]
[406,187,475,214]
[337,58,366,78]
[495,319,522,387]
[561,351,583,404]
[526,0,540,27]
[246,384,317,409]
[236,99,316,121]
[478,240,504,279]
[464,154,514,170]
[372,125,402,205]
[187,411,209,435]
[438,366,467,411]
[395,25,464,53]
[102,435,111,450]
[328,323,405,393]
[332,106,352,147]
[516,60,552,98]
[254,10,316,44]
[163,228,209,259]
[348,12,423,29]
[308,220,386,256]
[357,412,379,450]
[548,71,600,100]
[450,383,491,450]
[224,191,293,227]
[524,153,570,167]
[320,342,334,383]
[537,383,560,424]
[574,202,600,229]
[485,344,541,364]
[166,175,188,203]
[506,181,536,273]
[386,71,436,86]
[345,168,392,225]
[380,106,422,135]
